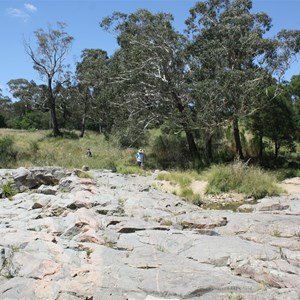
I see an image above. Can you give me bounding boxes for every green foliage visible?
[1,0,299,168]
[205,161,283,199]
[28,22,74,137]
[84,247,93,258]
[112,125,149,149]
[276,168,300,181]
[180,187,202,206]
[2,127,300,199]
[61,130,80,139]
[1,181,16,199]
[0,135,17,168]
[1,129,140,171]
[156,170,203,205]
[6,111,50,130]
[156,171,195,188]
[74,169,93,179]
[0,115,6,127]
[151,134,190,169]
[272,229,282,237]
[226,292,243,300]
[104,237,114,248]
[117,165,148,175]
[214,148,236,164]
[29,140,40,153]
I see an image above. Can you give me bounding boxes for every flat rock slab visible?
[0,168,299,299]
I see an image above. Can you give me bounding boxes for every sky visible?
[0,0,300,99]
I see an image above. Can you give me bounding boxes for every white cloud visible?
[24,3,37,13]
[6,8,30,22]
[6,3,37,22]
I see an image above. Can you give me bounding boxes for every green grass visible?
[0,129,139,171]
[73,169,93,178]
[1,181,16,199]
[179,187,202,206]
[156,170,203,205]
[205,161,283,199]
[275,168,300,181]
[0,129,156,178]
[0,129,293,203]
[156,170,201,188]
[155,163,283,203]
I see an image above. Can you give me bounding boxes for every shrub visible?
[276,168,300,181]
[156,171,194,188]
[0,136,17,168]
[6,111,49,130]
[180,187,202,206]
[2,181,16,199]
[241,168,283,199]
[151,134,190,169]
[74,169,93,179]
[205,161,283,199]
[0,115,6,127]
[29,140,40,153]
[204,165,235,194]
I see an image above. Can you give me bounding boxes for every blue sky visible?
[1,0,300,98]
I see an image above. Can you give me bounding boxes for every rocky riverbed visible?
[0,167,299,300]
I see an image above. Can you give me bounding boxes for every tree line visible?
[1,0,300,166]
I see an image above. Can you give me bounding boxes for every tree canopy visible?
[2,0,300,167]
[24,22,74,136]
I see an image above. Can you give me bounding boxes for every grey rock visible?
[0,168,299,299]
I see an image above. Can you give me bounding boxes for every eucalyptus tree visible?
[76,49,113,136]
[24,22,74,136]
[0,89,12,127]
[286,75,300,141]
[185,0,300,159]
[289,75,300,101]
[263,87,296,157]
[246,84,295,158]
[7,79,46,113]
[58,79,92,136]
[289,75,300,125]
[100,9,200,159]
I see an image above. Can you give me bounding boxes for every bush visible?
[6,111,50,130]
[276,168,300,181]
[205,161,283,199]
[157,171,193,188]
[29,140,40,153]
[151,134,190,169]
[180,187,202,206]
[0,115,6,128]
[0,136,17,168]
[155,170,203,205]
[111,126,148,148]
[1,181,16,199]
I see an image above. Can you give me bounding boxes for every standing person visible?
[86,148,92,157]
[135,149,145,168]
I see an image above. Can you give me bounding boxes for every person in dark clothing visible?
[86,148,92,157]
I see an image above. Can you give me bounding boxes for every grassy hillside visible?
[0,128,293,202]
[0,129,145,174]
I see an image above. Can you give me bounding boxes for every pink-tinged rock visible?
[75,228,104,244]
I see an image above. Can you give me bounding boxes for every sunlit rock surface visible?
[0,168,299,299]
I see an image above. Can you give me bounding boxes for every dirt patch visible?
[153,179,208,196]
[152,180,181,195]
[190,180,207,195]
[279,177,300,195]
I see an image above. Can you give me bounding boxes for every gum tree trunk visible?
[233,116,244,160]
